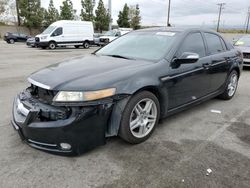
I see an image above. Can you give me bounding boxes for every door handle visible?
[203,63,211,70]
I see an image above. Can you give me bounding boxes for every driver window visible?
[178,32,206,58]
[51,27,63,36]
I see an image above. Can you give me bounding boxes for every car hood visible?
[235,46,250,53]
[28,55,153,91]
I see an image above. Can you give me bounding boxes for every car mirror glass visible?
[175,52,199,65]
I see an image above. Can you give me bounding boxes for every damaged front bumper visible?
[11,90,113,155]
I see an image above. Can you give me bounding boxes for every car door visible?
[19,34,28,42]
[164,32,212,109]
[203,32,230,92]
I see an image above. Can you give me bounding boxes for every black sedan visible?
[4,32,30,44]
[11,28,243,155]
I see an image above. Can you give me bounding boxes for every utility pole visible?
[246,7,250,33]
[15,0,21,26]
[216,3,225,32]
[108,0,112,31]
[167,0,171,27]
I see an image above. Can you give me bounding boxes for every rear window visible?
[205,33,225,54]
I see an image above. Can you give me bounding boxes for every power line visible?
[216,3,225,32]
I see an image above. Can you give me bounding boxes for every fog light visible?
[60,143,71,150]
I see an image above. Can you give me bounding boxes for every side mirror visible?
[174,52,199,64]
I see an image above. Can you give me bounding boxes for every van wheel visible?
[74,45,80,49]
[83,41,89,49]
[119,91,160,144]
[49,42,56,49]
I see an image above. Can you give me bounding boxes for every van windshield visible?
[42,26,56,34]
[96,31,178,61]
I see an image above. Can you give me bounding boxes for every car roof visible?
[135,27,218,34]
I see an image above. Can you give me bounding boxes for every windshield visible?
[42,26,56,34]
[96,31,178,61]
[235,36,250,47]
[104,30,116,36]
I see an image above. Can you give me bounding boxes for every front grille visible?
[35,37,40,42]
[100,38,109,43]
[243,53,250,59]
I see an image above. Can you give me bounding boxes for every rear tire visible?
[83,41,90,49]
[74,45,80,49]
[48,41,56,50]
[218,70,238,100]
[119,91,160,144]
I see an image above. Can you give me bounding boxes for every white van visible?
[99,28,132,46]
[35,20,94,49]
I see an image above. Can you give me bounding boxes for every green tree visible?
[44,0,59,27]
[60,0,74,20]
[18,0,44,30]
[80,0,94,21]
[95,0,109,32]
[0,0,7,15]
[129,4,141,30]
[117,3,130,28]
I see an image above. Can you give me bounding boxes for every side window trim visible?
[204,32,226,55]
[176,31,207,58]
[219,37,228,51]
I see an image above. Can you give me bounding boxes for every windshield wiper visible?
[105,54,134,60]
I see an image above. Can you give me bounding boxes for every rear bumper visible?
[26,41,36,47]
[11,91,113,155]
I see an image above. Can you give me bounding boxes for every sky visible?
[41,0,250,28]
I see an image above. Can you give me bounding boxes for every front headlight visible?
[41,36,47,40]
[53,88,116,102]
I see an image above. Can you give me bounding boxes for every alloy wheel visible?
[9,39,15,44]
[129,98,157,138]
[227,73,238,97]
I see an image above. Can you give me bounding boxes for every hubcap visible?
[228,73,238,97]
[50,43,55,49]
[129,98,157,138]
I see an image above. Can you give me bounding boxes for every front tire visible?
[48,41,56,50]
[218,70,239,100]
[119,91,160,144]
[9,39,15,44]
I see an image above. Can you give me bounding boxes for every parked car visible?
[234,35,250,67]
[26,37,36,47]
[93,33,104,46]
[99,28,132,46]
[11,28,243,155]
[4,32,30,44]
[35,20,94,49]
